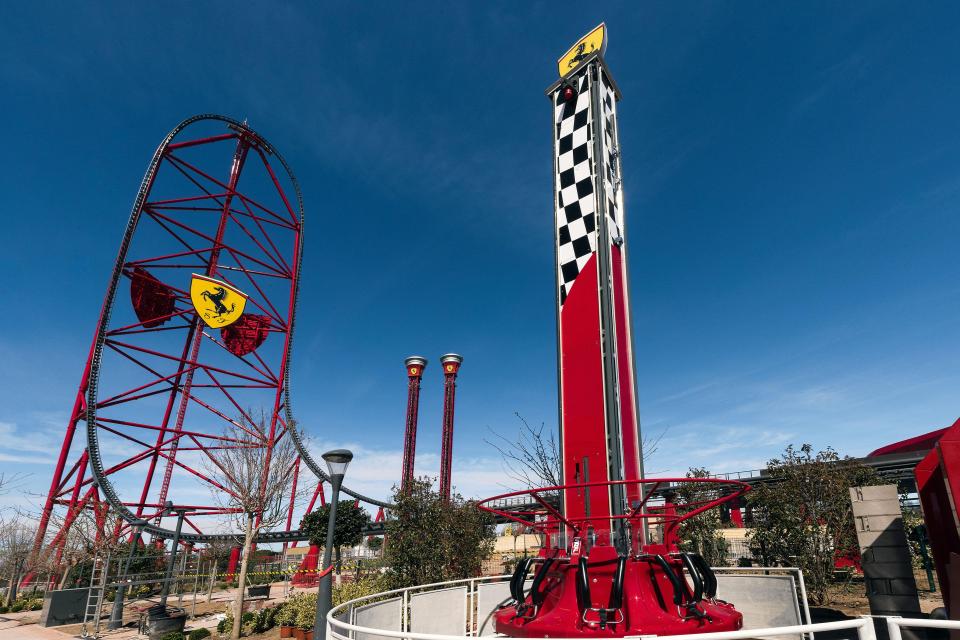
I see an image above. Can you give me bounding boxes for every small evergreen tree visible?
[747,444,880,605]
[673,467,729,567]
[384,477,495,589]
[300,501,369,573]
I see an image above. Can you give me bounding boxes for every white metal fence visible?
[325,568,943,640]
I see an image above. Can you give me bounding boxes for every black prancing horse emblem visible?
[568,42,595,68]
[201,286,235,317]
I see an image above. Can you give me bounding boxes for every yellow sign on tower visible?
[557,23,607,77]
[190,274,247,328]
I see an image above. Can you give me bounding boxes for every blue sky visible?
[2,2,960,510]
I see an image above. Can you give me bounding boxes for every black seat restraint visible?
[510,557,533,604]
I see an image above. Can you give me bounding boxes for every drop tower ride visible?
[547,24,643,540]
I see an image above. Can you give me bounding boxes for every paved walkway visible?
[0,582,316,639]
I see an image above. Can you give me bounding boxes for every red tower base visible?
[291,545,321,587]
[480,478,749,638]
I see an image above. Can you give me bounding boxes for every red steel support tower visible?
[401,356,427,492]
[438,353,463,502]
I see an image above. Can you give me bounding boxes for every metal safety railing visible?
[886,616,960,640]
[326,569,858,640]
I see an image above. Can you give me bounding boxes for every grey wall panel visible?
[716,574,802,640]
[353,597,401,640]
[476,581,512,636]
[410,586,467,635]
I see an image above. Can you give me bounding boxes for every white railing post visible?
[467,579,474,636]
[885,617,903,640]
[857,615,878,640]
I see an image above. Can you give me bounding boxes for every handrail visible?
[886,616,960,640]
[326,569,837,640]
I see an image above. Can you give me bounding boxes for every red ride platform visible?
[478,478,750,638]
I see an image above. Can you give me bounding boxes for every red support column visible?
[292,545,320,587]
[225,546,241,582]
[439,354,463,502]
[401,356,427,493]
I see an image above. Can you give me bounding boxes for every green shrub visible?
[159,632,184,640]
[293,592,317,630]
[264,605,278,628]
[275,602,295,627]
[0,606,8,614]
[333,574,389,606]
[240,610,255,625]
[216,619,227,634]
[188,629,211,640]
[10,602,24,612]
[29,599,43,611]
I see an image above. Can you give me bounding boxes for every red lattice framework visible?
[32,115,313,562]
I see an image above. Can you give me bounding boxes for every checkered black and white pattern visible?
[553,73,597,305]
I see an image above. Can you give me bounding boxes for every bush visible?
[275,602,295,627]
[333,574,389,606]
[216,618,227,634]
[10,602,24,612]
[29,599,43,611]
[188,629,211,640]
[385,477,495,589]
[0,606,8,614]
[159,632,184,640]
[285,592,317,630]
[263,605,278,629]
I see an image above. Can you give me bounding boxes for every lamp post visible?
[314,449,353,640]
[159,501,187,608]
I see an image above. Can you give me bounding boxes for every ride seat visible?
[575,546,627,629]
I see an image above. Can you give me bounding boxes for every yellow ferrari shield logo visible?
[190,274,247,328]
[558,23,607,77]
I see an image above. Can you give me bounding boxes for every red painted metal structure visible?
[915,416,960,619]
[32,115,307,562]
[438,354,463,502]
[479,478,750,637]
[401,356,427,492]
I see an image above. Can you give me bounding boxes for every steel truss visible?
[34,116,391,568]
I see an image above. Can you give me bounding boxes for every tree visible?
[203,413,298,640]
[384,477,495,589]
[486,413,667,490]
[0,516,36,606]
[300,501,369,573]
[747,444,880,605]
[673,467,729,567]
[486,414,562,489]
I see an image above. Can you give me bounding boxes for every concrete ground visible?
[0,581,316,640]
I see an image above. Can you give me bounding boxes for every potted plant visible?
[246,572,272,599]
[294,594,316,640]
[276,603,295,638]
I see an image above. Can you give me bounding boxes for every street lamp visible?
[314,449,353,640]
[159,501,188,608]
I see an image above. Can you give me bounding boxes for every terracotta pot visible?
[294,628,306,640]
[280,625,294,638]
[306,631,314,640]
